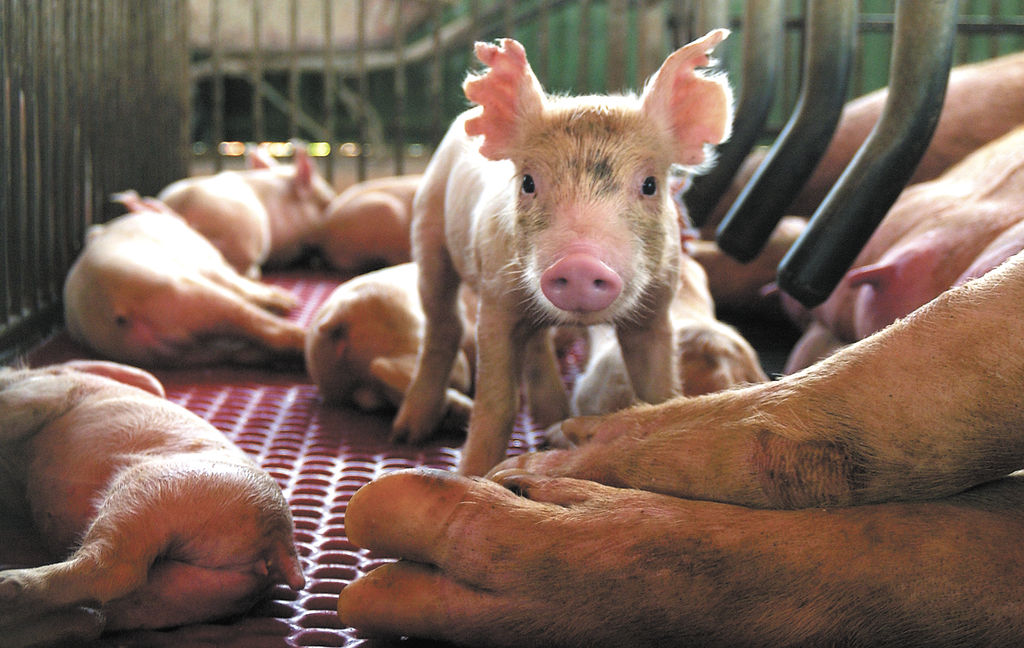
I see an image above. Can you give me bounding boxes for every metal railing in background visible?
[0,0,190,363]
[186,0,1024,186]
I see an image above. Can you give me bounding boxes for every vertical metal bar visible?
[173,0,190,182]
[1,0,16,327]
[13,3,29,319]
[503,3,515,39]
[37,0,55,308]
[322,0,335,182]
[715,0,857,262]
[635,0,650,82]
[429,3,444,146]
[392,0,407,175]
[777,0,960,308]
[288,0,299,140]
[606,0,628,91]
[251,0,265,144]
[537,1,550,84]
[356,0,369,181]
[211,0,224,171]
[685,0,784,226]
[576,0,591,91]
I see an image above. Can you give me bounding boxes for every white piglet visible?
[393,31,734,475]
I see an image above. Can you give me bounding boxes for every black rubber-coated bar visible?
[684,0,785,227]
[714,0,857,262]
[777,0,959,308]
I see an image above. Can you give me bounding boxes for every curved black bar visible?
[777,0,959,308]
[684,0,785,227]
[713,0,857,263]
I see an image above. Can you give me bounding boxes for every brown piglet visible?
[393,32,734,475]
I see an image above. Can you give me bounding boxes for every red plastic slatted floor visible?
[23,271,562,648]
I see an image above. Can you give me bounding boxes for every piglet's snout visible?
[541,252,623,312]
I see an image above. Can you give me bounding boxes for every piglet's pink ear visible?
[247,145,278,169]
[463,39,546,160]
[289,147,318,190]
[641,29,733,166]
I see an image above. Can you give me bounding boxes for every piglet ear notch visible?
[641,29,734,167]
[463,38,546,160]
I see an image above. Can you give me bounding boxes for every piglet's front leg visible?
[457,304,529,476]
[392,250,465,445]
[618,306,680,405]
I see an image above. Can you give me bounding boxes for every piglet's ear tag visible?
[641,29,734,167]
[462,38,546,160]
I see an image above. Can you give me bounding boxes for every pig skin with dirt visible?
[786,124,1024,371]
[158,147,336,278]
[392,31,734,475]
[0,360,304,647]
[63,196,306,368]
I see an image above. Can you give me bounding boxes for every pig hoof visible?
[0,572,27,604]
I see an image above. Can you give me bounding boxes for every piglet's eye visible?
[641,176,657,196]
[522,174,536,195]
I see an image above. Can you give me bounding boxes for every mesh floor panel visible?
[20,271,565,648]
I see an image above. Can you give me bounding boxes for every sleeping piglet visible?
[304,262,475,430]
[393,31,734,475]
[63,193,306,368]
[158,146,336,278]
[316,175,420,274]
[0,360,303,647]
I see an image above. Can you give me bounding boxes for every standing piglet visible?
[0,360,304,647]
[393,32,734,475]
[158,147,335,278]
[64,194,306,367]
[786,124,1024,371]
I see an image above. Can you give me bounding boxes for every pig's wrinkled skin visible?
[339,248,1024,648]
[786,124,1024,371]
[317,175,420,273]
[705,50,1024,232]
[0,361,304,647]
[393,32,734,475]
[64,196,306,368]
[305,262,475,428]
[571,254,766,417]
[158,147,335,278]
